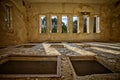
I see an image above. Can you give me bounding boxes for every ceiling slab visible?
[26,0,113,4]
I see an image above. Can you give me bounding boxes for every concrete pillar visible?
[68,14,72,33]
[87,15,90,33]
[46,14,50,34]
[89,15,94,33]
[57,15,62,33]
[79,14,83,33]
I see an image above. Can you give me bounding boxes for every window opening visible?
[83,15,89,33]
[93,16,100,33]
[40,15,46,33]
[51,16,57,33]
[62,16,68,33]
[73,16,79,33]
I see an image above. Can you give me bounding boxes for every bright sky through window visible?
[62,16,68,25]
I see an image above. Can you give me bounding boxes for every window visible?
[62,16,68,33]
[5,5,11,30]
[51,16,57,33]
[93,16,100,33]
[73,16,79,33]
[83,15,89,33]
[40,15,46,33]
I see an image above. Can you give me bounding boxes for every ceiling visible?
[26,0,117,4]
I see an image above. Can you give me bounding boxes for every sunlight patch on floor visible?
[86,43,120,50]
[63,43,96,56]
[91,47,120,55]
[42,43,61,55]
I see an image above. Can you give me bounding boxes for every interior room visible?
[0,0,120,80]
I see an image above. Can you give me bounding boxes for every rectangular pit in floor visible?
[0,55,61,78]
[0,47,6,49]
[69,56,113,76]
[78,44,91,48]
[50,45,65,48]
[15,45,36,48]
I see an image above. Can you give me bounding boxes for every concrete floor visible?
[0,42,120,80]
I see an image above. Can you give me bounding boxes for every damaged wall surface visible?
[0,0,27,46]
[110,1,120,41]
[26,3,111,42]
[0,0,120,46]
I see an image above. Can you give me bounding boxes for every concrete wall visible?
[0,0,27,46]
[26,3,111,42]
[110,1,120,42]
[0,0,120,46]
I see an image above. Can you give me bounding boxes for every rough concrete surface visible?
[0,42,120,80]
[0,0,120,46]
[0,0,120,80]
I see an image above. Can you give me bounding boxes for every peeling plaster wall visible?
[27,3,111,42]
[0,0,27,46]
